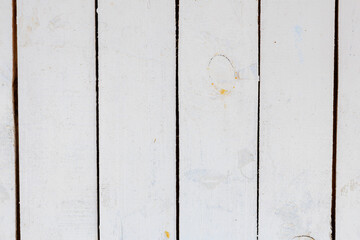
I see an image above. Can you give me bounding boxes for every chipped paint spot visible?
[341,177,360,196]
[184,169,229,189]
[234,71,240,79]
[200,174,228,189]
[48,15,66,31]
[219,89,227,95]
[165,231,170,238]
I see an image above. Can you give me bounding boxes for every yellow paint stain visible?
[154,138,156,143]
[211,82,214,86]
[235,77,238,79]
[219,89,227,95]
[165,231,170,238]
[233,86,235,88]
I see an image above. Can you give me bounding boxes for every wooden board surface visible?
[337,0,360,239]
[0,0,15,239]
[259,0,335,239]
[2,1,360,239]
[179,0,259,239]
[98,1,176,239]
[17,0,97,239]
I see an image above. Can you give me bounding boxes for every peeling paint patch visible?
[237,149,256,179]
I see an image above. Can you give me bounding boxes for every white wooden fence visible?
[0,0,358,239]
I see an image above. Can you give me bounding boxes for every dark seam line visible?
[95,0,100,239]
[256,0,261,239]
[12,0,20,239]
[331,0,339,239]
[175,0,180,240]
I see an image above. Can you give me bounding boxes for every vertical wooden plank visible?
[18,1,97,239]
[0,0,15,239]
[337,1,360,239]
[179,0,258,239]
[98,1,176,239]
[259,0,334,239]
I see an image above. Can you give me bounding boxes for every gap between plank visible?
[256,0,261,239]
[175,0,180,240]
[95,0,100,239]
[331,0,339,239]
[12,0,20,239]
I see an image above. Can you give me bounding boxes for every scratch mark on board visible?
[208,54,238,95]
[292,235,315,240]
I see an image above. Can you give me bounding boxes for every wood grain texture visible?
[259,0,335,239]
[98,1,176,239]
[17,0,97,239]
[179,0,259,239]
[0,0,15,239]
[337,1,360,239]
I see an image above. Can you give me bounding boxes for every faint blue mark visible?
[184,169,207,182]
[294,25,304,63]
[250,63,258,77]
[294,25,303,41]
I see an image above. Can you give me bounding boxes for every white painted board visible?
[179,0,259,239]
[337,1,360,239]
[259,0,335,239]
[0,0,15,239]
[17,0,97,239]
[98,1,176,239]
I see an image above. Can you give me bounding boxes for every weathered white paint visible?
[18,0,97,239]
[337,1,360,239]
[259,0,334,239]
[98,1,176,239]
[0,0,15,239]
[179,0,259,239]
